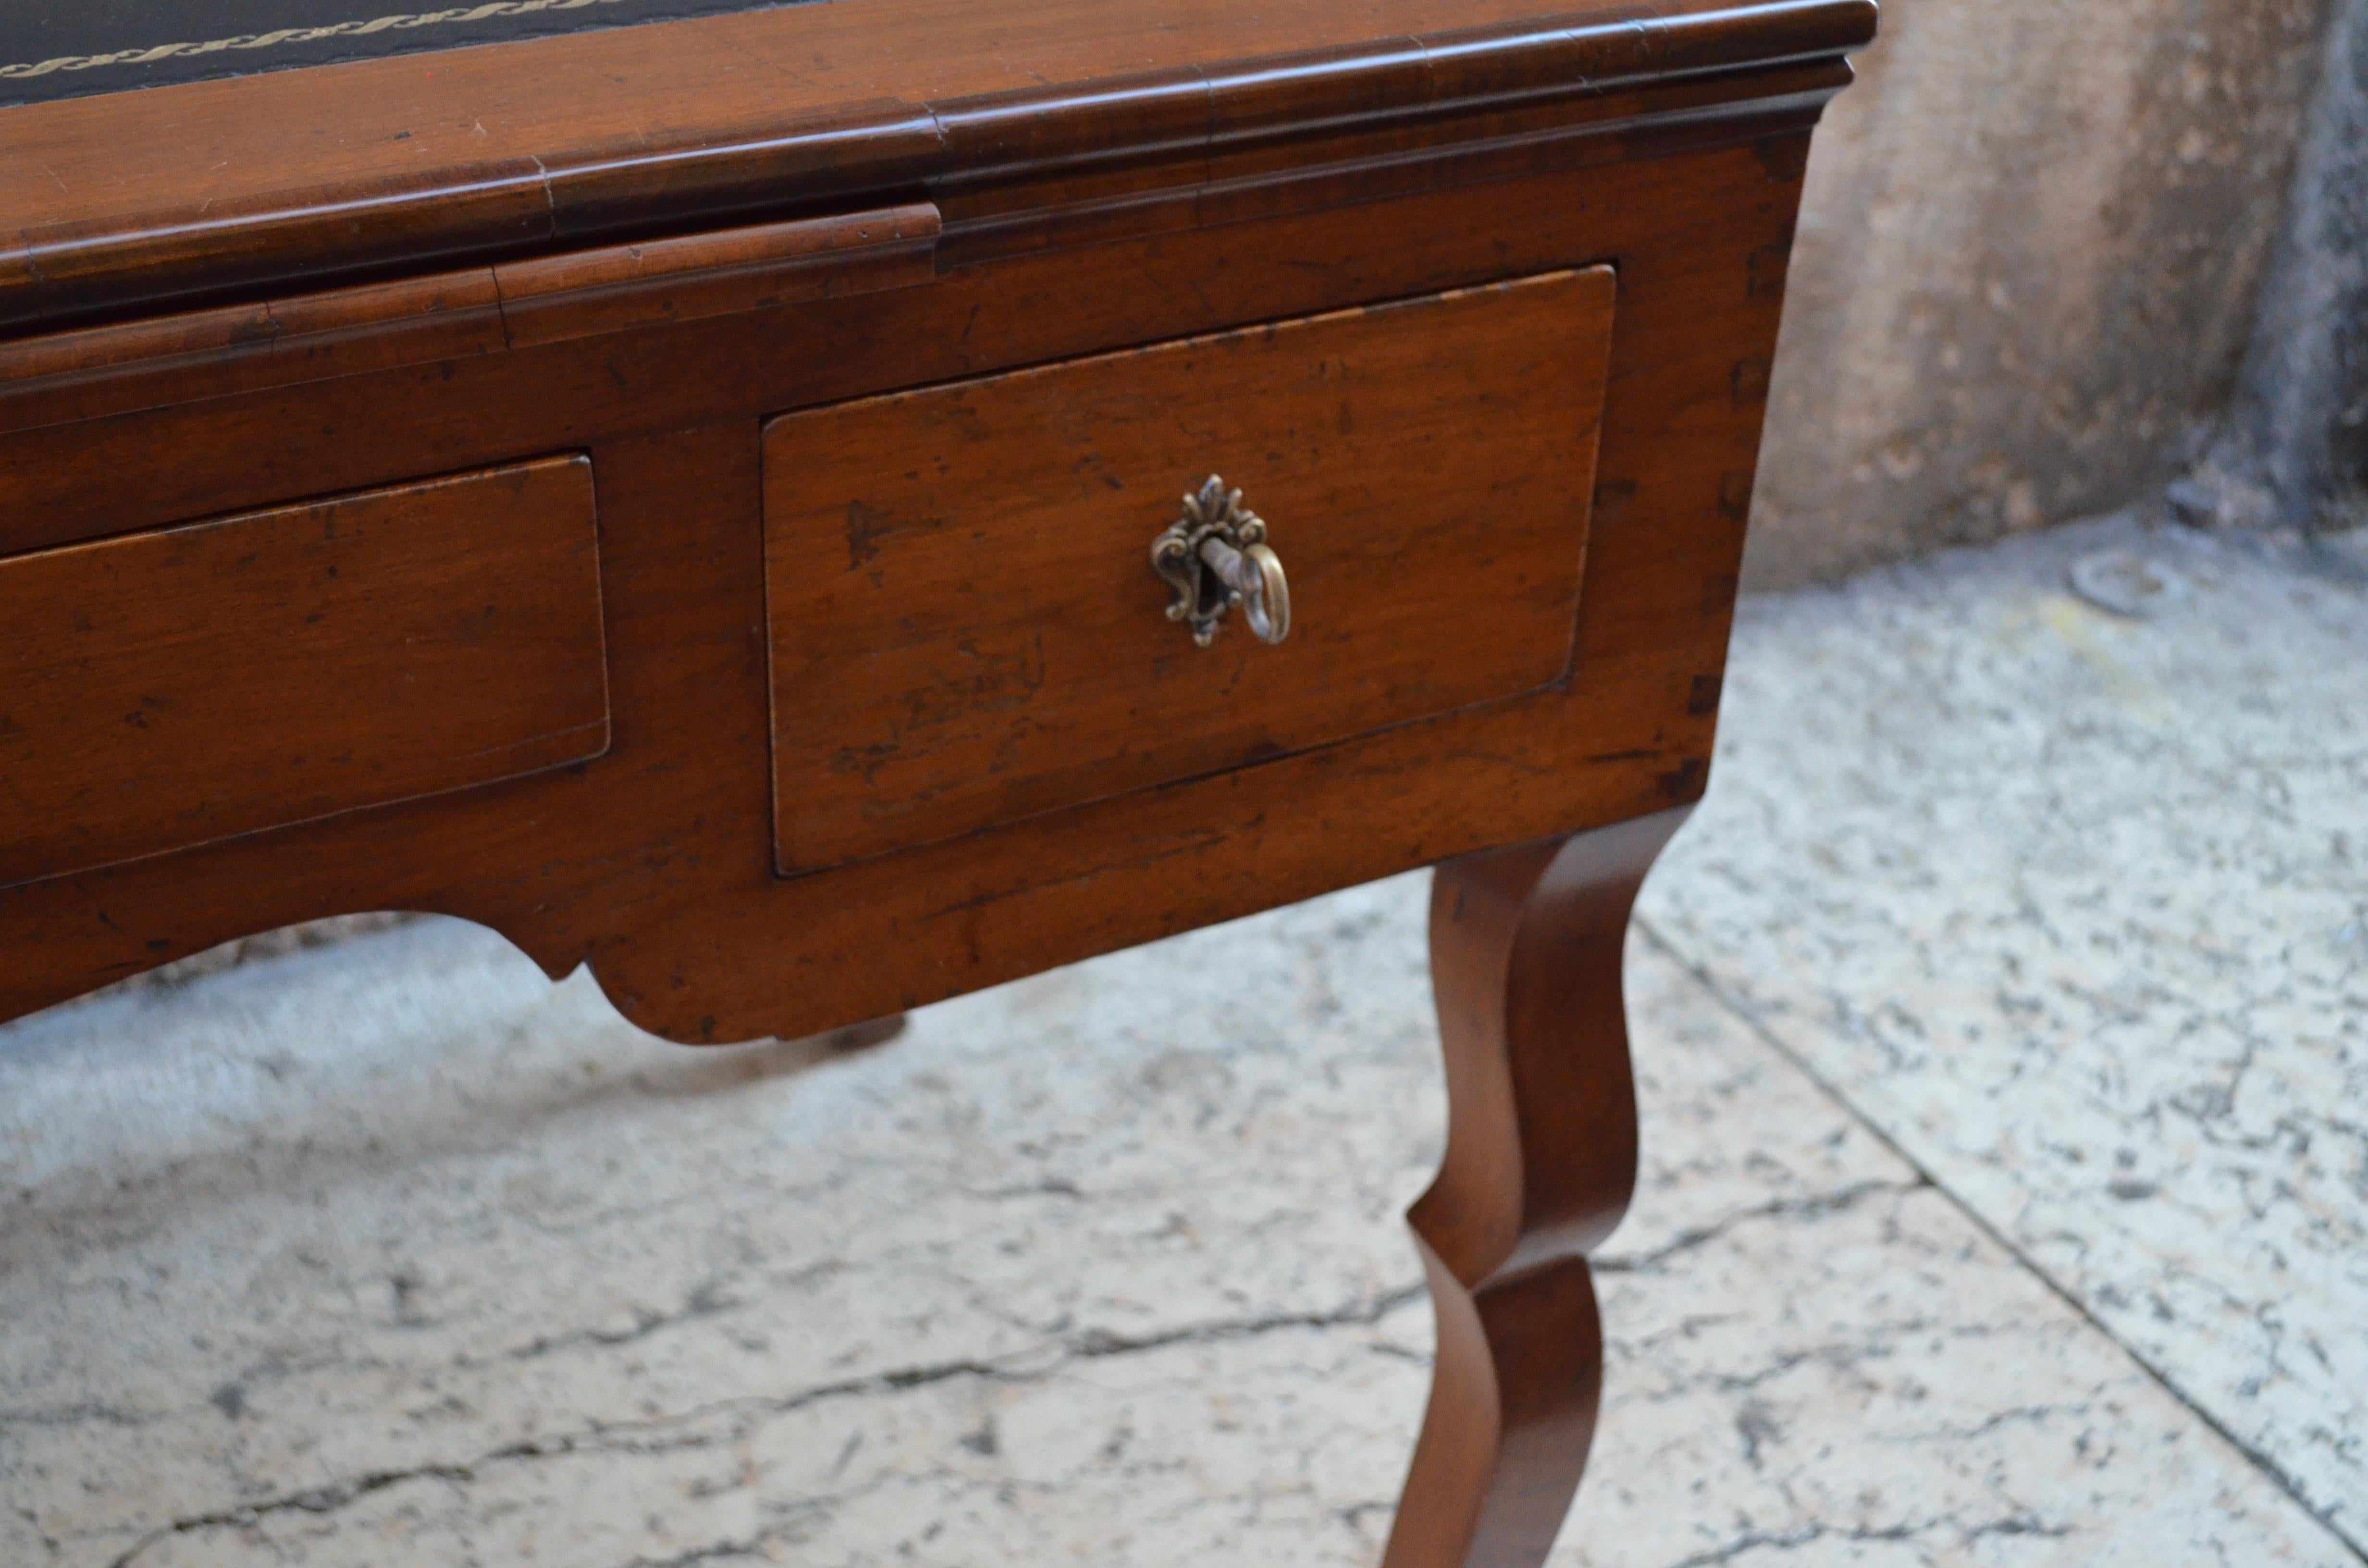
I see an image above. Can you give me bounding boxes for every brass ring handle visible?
[1150,475,1291,647]
[1220,539,1289,644]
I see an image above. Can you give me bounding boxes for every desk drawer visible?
[763,267,1615,874]
[0,456,608,889]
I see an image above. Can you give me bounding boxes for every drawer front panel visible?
[0,456,608,889]
[763,267,1614,874]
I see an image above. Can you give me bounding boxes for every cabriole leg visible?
[1381,809,1691,1568]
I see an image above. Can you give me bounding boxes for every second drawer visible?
[761,266,1616,874]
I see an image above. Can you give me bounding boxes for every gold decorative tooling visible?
[1150,475,1291,647]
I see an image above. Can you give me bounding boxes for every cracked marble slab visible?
[1640,514,2368,1557]
[4,855,2351,1564]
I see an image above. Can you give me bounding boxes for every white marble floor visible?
[1640,514,2368,1558]
[1,514,2361,1567]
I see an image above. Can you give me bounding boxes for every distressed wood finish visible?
[0,0,1869,1559]
[0,119,1832,1064]
[1386,813,1686,1566]
[493,204,941,349]
[763,268,1614,872]
[0,456,607,891]
[0,0,1873,330]
[0,205,941,436]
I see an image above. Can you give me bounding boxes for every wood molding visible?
[0,205,939,435]
[493,203,939,348]
[0,50,1844,427]
[0,0,1875,332]
[936,55,1851,269]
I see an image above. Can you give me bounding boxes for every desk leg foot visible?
[1381,811,1690,1568]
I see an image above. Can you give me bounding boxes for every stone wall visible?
[2181,0,2368,537]
[1745,0,2339,588]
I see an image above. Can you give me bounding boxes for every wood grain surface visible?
[0,123,1813,1034]
[0,456,608,891]
[494,203,940,350]
[0,205,941,437]
[0,0,1875,330]
[763,267,1615,873]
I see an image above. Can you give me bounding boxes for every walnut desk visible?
[0,2,1872,1559]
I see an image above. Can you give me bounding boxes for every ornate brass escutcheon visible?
[1149,475,1291,647]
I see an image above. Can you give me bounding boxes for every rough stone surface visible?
[2182,0,2368,536]
[1748,0,2338,587]
[3,908,2351,1568]
[4,515,2363,1566]
[1647,509,2368,1553]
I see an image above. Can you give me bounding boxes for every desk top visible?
[0,0,1873,333]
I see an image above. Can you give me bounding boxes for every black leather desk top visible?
[0,0,811,106]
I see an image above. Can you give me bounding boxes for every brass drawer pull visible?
[1151,476,1291,647]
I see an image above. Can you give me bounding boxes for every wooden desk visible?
[0,2,1872,1558]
